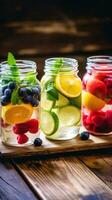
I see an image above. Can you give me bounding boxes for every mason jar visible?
[40,58,82,140]
[82,56,112,135]
[0,59,40,146]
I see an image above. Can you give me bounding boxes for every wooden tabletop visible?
[0,149,112,200]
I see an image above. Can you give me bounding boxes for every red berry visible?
[86,78,107,99]
[104,78,112,99]
[13,123,29,135]
[0,118,9,128]
[17,134,28,144]
[106,110,112,130]
[93,72,107,81]
[27,119,39,133]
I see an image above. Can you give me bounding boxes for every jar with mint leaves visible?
[0,53,40,146]
[40,58,82,140]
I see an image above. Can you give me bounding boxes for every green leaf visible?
[11,88,20,105]
[45,80,59,101]
[23,72,37,85]
[7,52,16,66]
[51,58,63,75]
[7,52,20,82]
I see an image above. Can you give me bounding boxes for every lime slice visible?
[69,94,81,108]
[40,110,59,135]
[58,105,81,126]
[55,72,82,98]
[41,92,53,110]
[55,93,69,108]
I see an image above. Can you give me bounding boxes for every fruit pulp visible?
[82,71,112,135]
[40,70,81,140]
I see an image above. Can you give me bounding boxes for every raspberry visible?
[0,118,9,128]
[17,134,28,144]
[106,110,112,130]
[13,123,29,135]
[27,119,39,133]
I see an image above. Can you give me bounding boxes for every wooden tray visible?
[0,129,112,159]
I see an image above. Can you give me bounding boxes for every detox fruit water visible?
[40,58,82,140]
[82,56,112,135]
[0,53,40,146]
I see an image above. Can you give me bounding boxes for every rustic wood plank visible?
[16,157,112,200]
[79,155,112,190]
[0,161,37,200]
[0,132,112,159]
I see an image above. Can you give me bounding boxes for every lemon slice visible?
[2,104,33,124]
[82,91,106,111]
[55,73,82,98]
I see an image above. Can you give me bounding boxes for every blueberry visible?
[32,87,41,96]
[31,98,39,107]
[8,82,16,90]
[34,138,42,146]
[80,131,90,140]
[4,88,12,98]
[19,88,27,97]
[23,95,33,103]
[1,96,9,106]
[2,85,8,94]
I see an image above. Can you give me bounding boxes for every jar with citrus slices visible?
[0,53,40,146]
[40,58,82,140]
[82,56,112,135]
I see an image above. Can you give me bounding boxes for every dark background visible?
[0,0,112,79]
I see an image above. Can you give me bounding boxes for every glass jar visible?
[0,60,40,146]
[82,56,112,135]
[40,58,82,140]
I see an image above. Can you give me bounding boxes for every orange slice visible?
[82,91,106,111]
[2,104,33,124]
[55,72,82,98]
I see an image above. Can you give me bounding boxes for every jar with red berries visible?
[0,53,40,146]
[82,55,112,135]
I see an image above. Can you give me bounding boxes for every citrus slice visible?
[55,73,82,98]
[69,94,81,108]
[55,93,69,108]
[2,104,33,124]
[41,92,53,110]
[40,110,59,135]
[58,105,81,126]
[82,91,106,111]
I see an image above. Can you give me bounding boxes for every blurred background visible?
[0,0,112,79]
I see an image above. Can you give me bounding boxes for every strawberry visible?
[13,123,29,135]
[17,134,28,144]
[27,119,39,133]
[86,78,106,99]
[104,78,112,100]
[0,118,9,128]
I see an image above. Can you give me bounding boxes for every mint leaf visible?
[11,88,20,105]
[7,52,20,82]
[51,58,63,75]
[8,52,16,66]
[23,72,37,85]
[45,80,59,101]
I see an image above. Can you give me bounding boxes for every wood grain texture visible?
[0,162,37,200]
[16,157,112,200]
[79,155,112,190]
[0,132,112,159]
